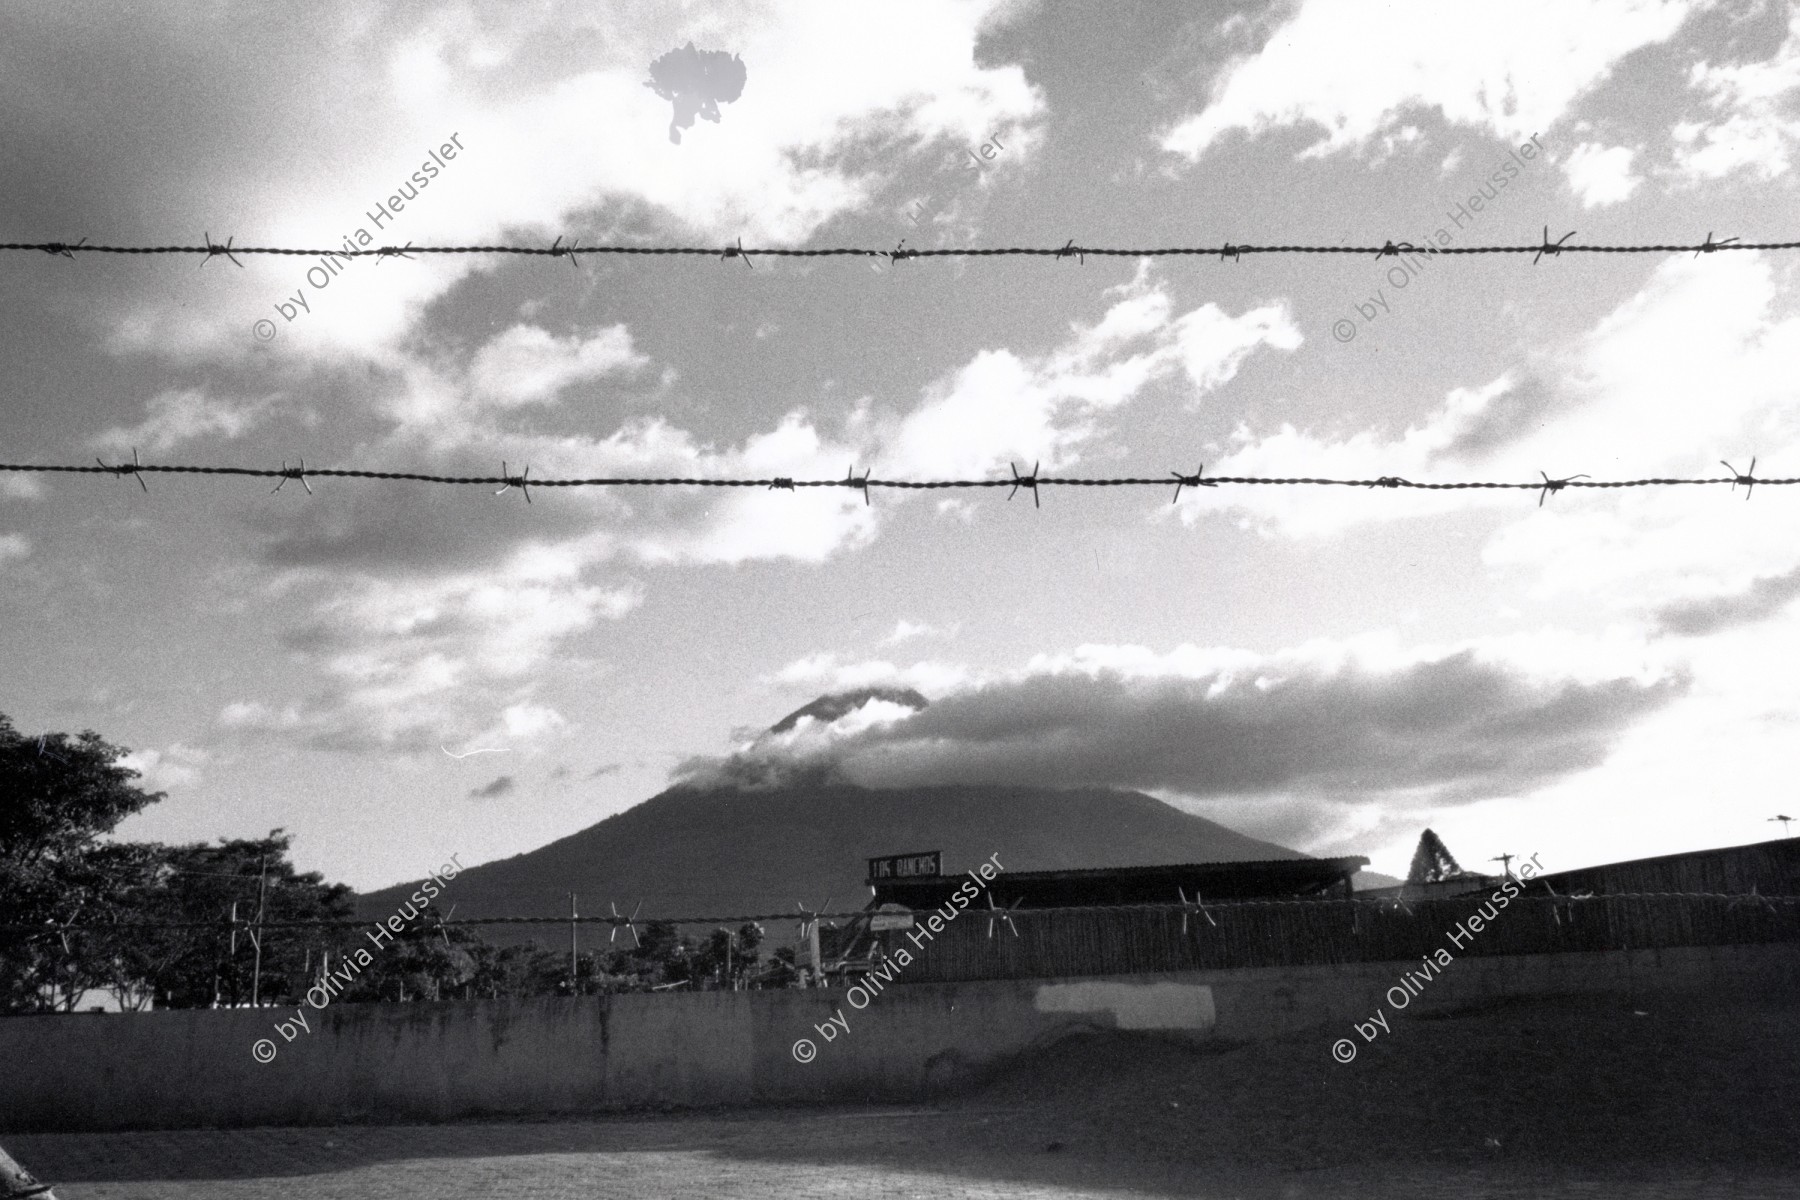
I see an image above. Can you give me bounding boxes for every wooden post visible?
[0,1143,57,1198]
[250,846,269,1006]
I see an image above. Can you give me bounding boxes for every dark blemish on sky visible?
[645,42,746,145]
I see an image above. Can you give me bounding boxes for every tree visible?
[138,832,357,1009]
[0,715,166,1013]
[0,716,162,869]
[690,923,763,989]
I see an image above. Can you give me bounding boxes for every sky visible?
[2,0,1799,894]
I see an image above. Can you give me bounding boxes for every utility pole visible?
[227,900,239,1006]
[1770,815,1794,837]
[250,843,270,1007]
[1489,853,1516,880]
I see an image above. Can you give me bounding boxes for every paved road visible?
[10,1110,1799,1200]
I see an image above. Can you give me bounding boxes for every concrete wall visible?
[4,942,1796,1133]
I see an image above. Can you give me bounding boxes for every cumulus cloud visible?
[1189,253,1800,614]
[254,264,1296,580]
[1563,142,1642,205]
[1672,8,1800,181]
[89,388,280,453]
[1162,0,1698,162]
[216,539,629,754]
[467,323,647,407]
[219,263,1295,760]
[877,269,1301,478]
[883,618,958,645]
[771,651,971,695]
[678,635,1685,810]
[1655,567,1800,636]
[0,476,45,502]
[18,1,1045,363]
[116,742,211,791]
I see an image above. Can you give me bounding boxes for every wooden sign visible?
[867,851,942,881]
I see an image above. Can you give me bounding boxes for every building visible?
[807,838,1800,986]
[813,850,1369,984]
[1358,832,1800,900]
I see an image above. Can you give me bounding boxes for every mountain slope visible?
[357,782,1309,933]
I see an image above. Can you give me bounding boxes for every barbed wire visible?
[3,231,1799,267]
[4,890,1793,935]
[1,457,1790,506]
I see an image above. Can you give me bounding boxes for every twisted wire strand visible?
[3,461,1793,494]
[7,237,1800,262]
[4,891,1795,934]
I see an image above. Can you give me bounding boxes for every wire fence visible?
[5,889,1797,936]
[8,891,1795,1002]
[3,231,1797,266]
[0,457,1787,507]
[869,890,1800,983]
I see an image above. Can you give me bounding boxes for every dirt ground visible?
[7,992,1798,1199]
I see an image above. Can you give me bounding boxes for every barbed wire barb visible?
[843,464,872,506]
[1177,886,1216,934]
[95,447,148,492]
[374,242,415,266]
[495,460,531,503]
[1721,456,1758,499]
[202,232,242,268]
[548,235,585,272]
[1008,461,1041,508]
[1533,226,1575,265]
[42,237,86,260]
[795,897,832,941]
[608,900,642,948]
[1056,238,1085,265]
[986,894,1022,939]
[1696,231,1740,258]
[1169,464,1217,503]
[1537,470,1589,507]
[720,236,753,268]
[270,457,313,495]
[1727,884,1778,915]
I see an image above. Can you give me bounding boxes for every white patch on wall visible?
[1033,981,1216,1030]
